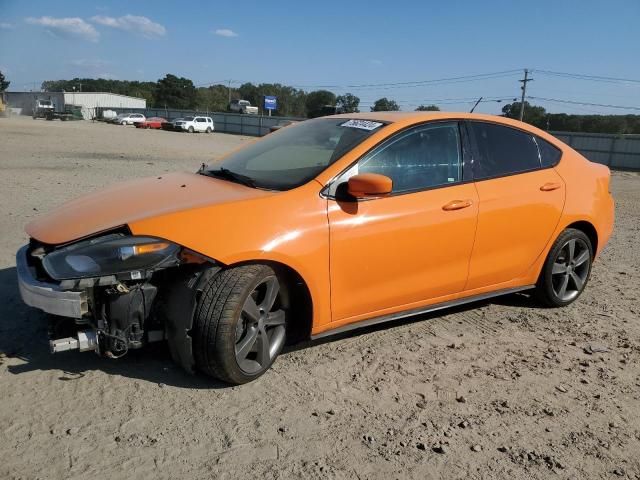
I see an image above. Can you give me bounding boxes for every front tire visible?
[535,228,593,307]
[188,126,194,133]
[192,265,287,384]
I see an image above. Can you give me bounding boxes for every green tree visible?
[336,93,360,113]
[371,97,400,112]
[501,101,547,128]
[0,71,9,91]
[305,90,337,118]
[153,74,197,109]
[415,104,440,111]
[197,84,231,112]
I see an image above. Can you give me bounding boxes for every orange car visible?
[17,112,614,384]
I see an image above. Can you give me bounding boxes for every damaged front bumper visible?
[16,245,89,318]
[16,241,217,370]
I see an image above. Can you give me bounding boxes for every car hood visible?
[26,172,274,245]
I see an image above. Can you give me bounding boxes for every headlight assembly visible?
[42,234,180,280]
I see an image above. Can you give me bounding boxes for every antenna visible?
[469,97,483,113]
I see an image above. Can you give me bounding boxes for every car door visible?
[464,121,565,290]
[327,121,479,322]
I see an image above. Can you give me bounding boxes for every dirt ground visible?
[0,116,639,480]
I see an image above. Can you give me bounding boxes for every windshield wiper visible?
[199,167,257,188]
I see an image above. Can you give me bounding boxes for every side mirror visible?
[347,173,393,198]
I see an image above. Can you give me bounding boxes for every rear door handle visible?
[442,199,473,211]
[540,182,562,191]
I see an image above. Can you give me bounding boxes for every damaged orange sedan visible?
[17,113,614,384]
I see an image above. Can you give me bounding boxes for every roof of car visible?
[332,111,533,129]
[335,112,521,124]
[329,111,558,148]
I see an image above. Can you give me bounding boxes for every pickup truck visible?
[229,99,258,115]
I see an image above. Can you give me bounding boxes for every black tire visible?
[192,264,288,384]
[188,126,194,133]
[535,228,593,307]
[206,127,212,133]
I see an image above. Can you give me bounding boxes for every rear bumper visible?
[16,245,88,318]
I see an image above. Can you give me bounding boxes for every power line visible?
[533,69,640,85]
[291,70,522,90]
[357,95,515,105]
[527,95,640,111]
[195,70,522,91]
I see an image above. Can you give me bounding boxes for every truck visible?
[33,98,82,121]
[32,98,56,119]
[229,99,259,115]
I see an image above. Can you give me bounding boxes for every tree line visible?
[2,70,636,134]
[501,101,640,134]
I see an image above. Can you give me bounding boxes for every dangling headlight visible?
[42,234,180,280]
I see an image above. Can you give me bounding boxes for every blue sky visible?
[1,0,639,114]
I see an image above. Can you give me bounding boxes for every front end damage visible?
[16,232,219,371]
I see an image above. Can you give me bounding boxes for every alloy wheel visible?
[551,238,591,302]
[234,276,286,374]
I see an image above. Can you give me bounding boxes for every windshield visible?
[182,116,194,121]
[208,118,386,190]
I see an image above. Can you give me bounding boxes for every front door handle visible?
[442,199,473,211]
[540,182,562,191]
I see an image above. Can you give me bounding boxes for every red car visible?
[135,117,167,129]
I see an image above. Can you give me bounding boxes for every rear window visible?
[468,122,541,180]
[536,137,562,167]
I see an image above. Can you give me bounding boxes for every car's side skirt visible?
[311,285,535,340]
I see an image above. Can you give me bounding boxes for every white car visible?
[118,113,146,125]
[173,116,214,133]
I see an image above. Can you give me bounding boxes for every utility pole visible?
[519,68,533,121]
[227,80,232,107]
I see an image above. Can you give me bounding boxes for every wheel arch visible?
[227,259,314,343]
[565,220,598,257]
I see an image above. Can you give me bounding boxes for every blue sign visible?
[264,96,277,111]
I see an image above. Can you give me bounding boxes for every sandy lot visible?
[0,116,639,480]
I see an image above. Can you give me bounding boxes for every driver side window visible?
[352,122,462,194]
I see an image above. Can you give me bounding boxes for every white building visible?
[5,91,146,119]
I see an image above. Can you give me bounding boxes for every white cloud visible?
[0,22,14,29]
[214,28,238,37]
[91,14,166,38]
[96,73,118,80]
[69,58,111,69]
[26,16,99,42]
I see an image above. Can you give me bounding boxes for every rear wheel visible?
[193,265,288,384]
[535,228,593,307]
[206,127,212,133]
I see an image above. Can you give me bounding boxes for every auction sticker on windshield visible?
[340,120,384,131]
